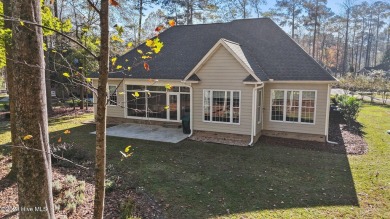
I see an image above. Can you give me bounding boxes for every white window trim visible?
[202,89,241,125]
[108,85,118,106]
[269,89,317,125]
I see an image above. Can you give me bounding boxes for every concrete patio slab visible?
[90,123,188,143]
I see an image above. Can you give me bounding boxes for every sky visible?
[145,0,366,18]
[263,0,365,14]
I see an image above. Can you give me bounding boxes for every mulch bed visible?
[0,160,163,219]
[50,107,93,119]
[260,110,368,155]
[328,110,368,155]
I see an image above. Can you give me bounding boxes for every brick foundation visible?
[190,130,255,146]
[261,130,326,142]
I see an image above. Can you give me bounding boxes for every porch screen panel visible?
[147,93,167,119]
[127,91,146,117]
[271,90,284,121]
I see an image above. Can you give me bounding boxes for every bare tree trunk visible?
[354,42,359,75]
[3,0,18,179]
[358,18,365,70]
[386,26,390,51]
[137,0,143,45]
[320,33,326,63]
[336,32,341,72]
[80,84,84,110]
[342,7,350,74]
[312,0,319,59]
[11,0,55,217]
[93,0,109,218]
[374,15,380,66]
[351,21,357,72]
[365,12,373,67]
[291,3,295,39]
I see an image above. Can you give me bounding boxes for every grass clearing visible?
[0,103,389,218]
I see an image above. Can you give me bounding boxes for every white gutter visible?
[325,83,338,144]
[249,82,264,146]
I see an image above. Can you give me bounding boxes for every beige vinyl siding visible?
[92,79,125,118]
[192,45,253,135]
[263,83,329,135]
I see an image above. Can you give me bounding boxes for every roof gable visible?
[183,38,261,82]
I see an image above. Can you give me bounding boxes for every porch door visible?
[168,93,179,120]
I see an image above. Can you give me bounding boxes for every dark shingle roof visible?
[106,18,335,81]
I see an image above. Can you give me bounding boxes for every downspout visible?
[325,83,338,144]
[188,85,194,137]
[249,82,264,146]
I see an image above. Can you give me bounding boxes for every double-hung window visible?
[203,90,240,124]
[108,85,118,106]
[270,90,316,124]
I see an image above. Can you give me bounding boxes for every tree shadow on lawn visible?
[0,149,16,194]
[49,124,360,218]
[110,141,359,218]
[0,120,10,136]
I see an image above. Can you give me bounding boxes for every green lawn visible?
[0,104,389,218]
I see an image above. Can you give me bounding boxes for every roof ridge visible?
[169,18,272,28]
[220,38,240,45]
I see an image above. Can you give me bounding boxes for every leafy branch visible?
[0,14,99,59]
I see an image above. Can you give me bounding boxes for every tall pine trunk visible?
[373,15,380,66]
[358,17,365,71]
[291,4,295,39]
[342,7,350,74]
[365,12,373,67]
[93,0,109,218]
[312,0,319,59]
[11,0,55,217]
[137,0,143,45]
[350,21,357,72]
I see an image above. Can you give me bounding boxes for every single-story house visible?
[91,18,336,146]
[358,63,390,75]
